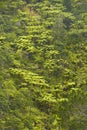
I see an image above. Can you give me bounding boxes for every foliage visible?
[0,0,87,130]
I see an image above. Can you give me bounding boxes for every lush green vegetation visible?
[0,0,87,130]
